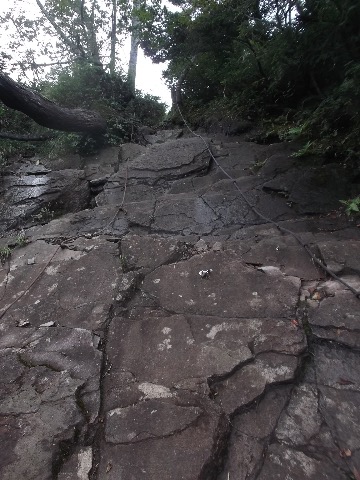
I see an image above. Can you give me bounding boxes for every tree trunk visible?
[127,0,145,94]
[0,73,106,134]
[109,0,117,74]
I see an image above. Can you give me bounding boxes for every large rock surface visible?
[0,129,359,479]
[0,162,90,233]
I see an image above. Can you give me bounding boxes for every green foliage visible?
[340,197,360,216]
[31,206,55,224]
[0,246,11,264]
[0,61,166,158]
[140,0,360,163]
[128,92,167,126]
[0,103,40,165]
[15,230,28,247]
[41,62,104,110]
[292,141,317,158]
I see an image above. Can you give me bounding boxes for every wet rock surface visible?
[0,162,90,233]
[0,130,359,479]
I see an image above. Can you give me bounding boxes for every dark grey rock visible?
[0,237,123,330]
[317,239,360,274]
[96,137,211,204]
[257,443,348,480]
[97,398,228,480]
[219,386,291,480]
[308,278,360,347]
[214,353,299,414]
[0,168,90,233]
[140,251,301,317]
[1,130,359,480]
[26,204,128,239]
[0,326,101,480]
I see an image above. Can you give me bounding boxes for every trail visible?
[0,128,359,479]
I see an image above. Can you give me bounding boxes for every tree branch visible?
[0,73,106,134]
[35,0,85,58]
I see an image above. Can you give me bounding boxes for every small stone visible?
[39,321,55,327]
[17,320,31,327]
[306,299,319,308]
[27,257,36,265]
[195,239,208,253]
[212,242,223,252]
[300,289,311,298]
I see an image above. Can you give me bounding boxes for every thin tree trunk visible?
[127,0,145,94]
[35,0,85,59]
[109,0,117,74]
[0,73,106,134]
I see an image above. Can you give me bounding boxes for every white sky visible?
[0,0,173,107]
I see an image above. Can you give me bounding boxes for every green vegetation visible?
[0,64,166,160]
[0,0,167,162]
[340,196,360,216]
[15,230,28,247]
[141,0,360,163]
[31,206,55,224]
[0,246,11,264]
[1,0,359,167]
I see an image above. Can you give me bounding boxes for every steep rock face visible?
[0,129,359,480]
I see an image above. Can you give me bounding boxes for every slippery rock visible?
[97,137,211,204]
[1,129,360,480]
[0,165,90,233]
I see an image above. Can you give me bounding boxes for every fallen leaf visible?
[339,448,352,458]
[312,291,321,300]
[291,319,299,328]
[106,462,112,473]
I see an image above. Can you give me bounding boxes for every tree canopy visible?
[140,0,360,160]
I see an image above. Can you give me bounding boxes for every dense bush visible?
[142,0,360,162]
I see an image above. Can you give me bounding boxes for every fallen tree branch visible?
[0,72,107,134]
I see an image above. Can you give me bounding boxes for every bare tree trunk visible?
[171,57,196,107]
[35,0,85,59]
[0,73,106,134]
[36,0,102,67]
[109,0,117,74]
[127,0,145,94]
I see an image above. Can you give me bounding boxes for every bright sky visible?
[126,42,172,107]
[0,0,173,107]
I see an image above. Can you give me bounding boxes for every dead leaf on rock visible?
[291,319,299,328]
[106,462,112,473]
[339,448,352,458]
[312,291,321,300]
